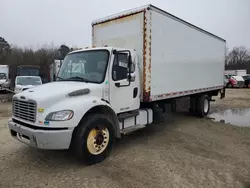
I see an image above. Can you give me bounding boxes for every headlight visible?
[45,110,74,121]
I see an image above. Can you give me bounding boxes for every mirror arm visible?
[113,49,133,87]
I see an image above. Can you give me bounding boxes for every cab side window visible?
[112,53,135,81]
[112,53,128,81]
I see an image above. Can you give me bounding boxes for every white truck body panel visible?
[0,65,9,77]
[92,4,226,102]
[225,69,247,76]
[224,70,236,76]
[232,76,245,82]
[50,60,62,81]
[236,70,247,76]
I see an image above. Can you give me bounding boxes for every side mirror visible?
[127,54,132,68]
[127,74,131,81]
[127,74,135,82]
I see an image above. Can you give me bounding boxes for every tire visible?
[196,94,210,117]
[71,113,115,165]
[227,83,233,88]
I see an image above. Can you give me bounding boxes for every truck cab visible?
[8,47,148,164]
[56,47,140,113]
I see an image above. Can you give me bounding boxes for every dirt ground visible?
[0,89,250,188]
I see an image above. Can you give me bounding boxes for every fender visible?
[44,96,120,137]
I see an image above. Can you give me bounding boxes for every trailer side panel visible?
[147,9,226,101]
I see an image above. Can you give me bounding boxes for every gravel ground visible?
[0,89,250,188]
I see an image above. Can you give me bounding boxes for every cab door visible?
[109,51,140,114]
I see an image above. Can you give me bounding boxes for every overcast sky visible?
[1,0,249,50]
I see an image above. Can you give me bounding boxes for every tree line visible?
[225,46,250,73]
[0,36,250,81]
[0,37,76,82]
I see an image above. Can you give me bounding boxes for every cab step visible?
[121,124,146,135]
[118,110,139,120]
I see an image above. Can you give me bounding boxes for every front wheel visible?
[71,113,115,165]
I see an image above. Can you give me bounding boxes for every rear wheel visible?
[196,94,210,117]
[71,113,114,165]
[227,83,233,88]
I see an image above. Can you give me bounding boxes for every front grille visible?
[238,81,245,87]
[12,98,36,123]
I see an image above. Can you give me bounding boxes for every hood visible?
[14,81,104,106]
[0,79,7,84]
[16,84,35,89]
[232,76,244,81]
[15,85,35,93]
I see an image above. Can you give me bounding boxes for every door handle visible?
[115,82,121,87]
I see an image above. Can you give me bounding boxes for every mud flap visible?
[220,87,226,99]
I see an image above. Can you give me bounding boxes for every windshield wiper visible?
[56,76,65,80]
[66,76,90,82]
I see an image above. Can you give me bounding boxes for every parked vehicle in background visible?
[8,4,226,165]
[224,75,229,87]
[15,65,51,84]
[50,60,63,81]
[16,65,40,77]
[242,74,250,88]
[14,76,42,94]
[0,65,11,91]
[226,75,245,88]
[225,69,247,77]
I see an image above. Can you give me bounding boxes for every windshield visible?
[16,77,42,86]
[57,50,109,83]
[0,73,6,79]
[17,67,40,76]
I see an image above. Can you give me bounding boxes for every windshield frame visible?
[57,49,110,84]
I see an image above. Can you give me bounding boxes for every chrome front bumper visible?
[8,119,73,150]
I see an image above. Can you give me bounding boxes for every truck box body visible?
[0,65,10,90]
[95,4,226,102]
[0,65,9,78]
[236,70,247,76]
[225,69,247,76]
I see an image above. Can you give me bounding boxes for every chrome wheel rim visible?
[204,98,209,113]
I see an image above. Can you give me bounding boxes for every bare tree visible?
[227,46,250,65]
[0,37,11,63]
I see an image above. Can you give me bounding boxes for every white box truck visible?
[0,65,11,91]
[8,4,226,165]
